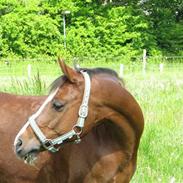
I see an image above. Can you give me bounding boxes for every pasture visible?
[0,59,183,182]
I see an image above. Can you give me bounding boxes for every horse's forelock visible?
[49,75,67,94]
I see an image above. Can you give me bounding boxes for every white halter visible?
[14,70,91,153]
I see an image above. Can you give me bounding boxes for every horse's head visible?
[14,59,99,164]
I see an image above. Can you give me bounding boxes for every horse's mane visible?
[81,67,125,86]
[81,67,118,78]
[49,67,124,93]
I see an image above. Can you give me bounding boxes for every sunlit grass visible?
[4,72,46,95]
[127,72,183,183]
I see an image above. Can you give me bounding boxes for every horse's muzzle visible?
[14,137,40,162]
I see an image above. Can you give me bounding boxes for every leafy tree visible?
[67,5,158,58]
[140,0,183,55]
[1,0,182,58]
[0,12,62,57]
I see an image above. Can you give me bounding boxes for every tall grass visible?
[128,73,183,183]
[2,71,46,95]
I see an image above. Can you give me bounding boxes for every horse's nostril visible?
[15,139,24,156]
[16,148,22,155]
[16,139,23,149]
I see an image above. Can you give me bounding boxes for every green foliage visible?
[0,11,63,58]
[140,0,183,56]
[67,5,159,58]
[0,0,182,59]
[159,21,183,55]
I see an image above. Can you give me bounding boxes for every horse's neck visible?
[0,92,45,106]
[0,92,45,125]
[92,119,126,146]
[96,105,142,155]
[93,76,144,139]
[91,81,144,158]
[106,112,137,145]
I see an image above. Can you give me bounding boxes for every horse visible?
[14,59,144,183]
[0,93,57,183]
[0,93,67,183]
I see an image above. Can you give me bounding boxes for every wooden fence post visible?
[159,63,164,73]
[142,49,147,74]
[27,64,31,79]
[119,64,124,78]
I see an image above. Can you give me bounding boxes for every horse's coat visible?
[0,93,50,183]
[14,60,144,183]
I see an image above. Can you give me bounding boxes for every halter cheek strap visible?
[16,70,91,153]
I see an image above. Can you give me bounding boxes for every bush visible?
[0,0,160,59]
[0,11,64,58]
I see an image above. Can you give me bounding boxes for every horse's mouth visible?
[23,150,39,165]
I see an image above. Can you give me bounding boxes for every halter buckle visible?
[43,139,59,152]
[43,139,53,148]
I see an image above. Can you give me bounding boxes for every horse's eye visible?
[52,100,64,111]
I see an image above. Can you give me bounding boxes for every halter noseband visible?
[19,71,91,153]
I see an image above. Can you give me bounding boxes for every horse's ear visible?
[58,58,80,83]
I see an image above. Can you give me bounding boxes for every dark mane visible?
[49,67,123,93]
[81,67,119,78]
[80,67,125,86]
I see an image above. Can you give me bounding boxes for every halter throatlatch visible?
[17,71,91,153]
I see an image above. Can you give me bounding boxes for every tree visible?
[140,0,183,55]
[0,12,62,57]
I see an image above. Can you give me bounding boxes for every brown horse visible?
[0,93,76,183]
[0,93,50,183]
[14,60,144,183]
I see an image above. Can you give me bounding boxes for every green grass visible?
[3,72,47,95]
[128,73,183,183]
[0,60,182,182]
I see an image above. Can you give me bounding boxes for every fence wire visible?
[0,56,183,79]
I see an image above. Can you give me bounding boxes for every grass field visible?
[0,60,182,182]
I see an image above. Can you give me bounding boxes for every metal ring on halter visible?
[43,139,59,152]
[72,125,83,135]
